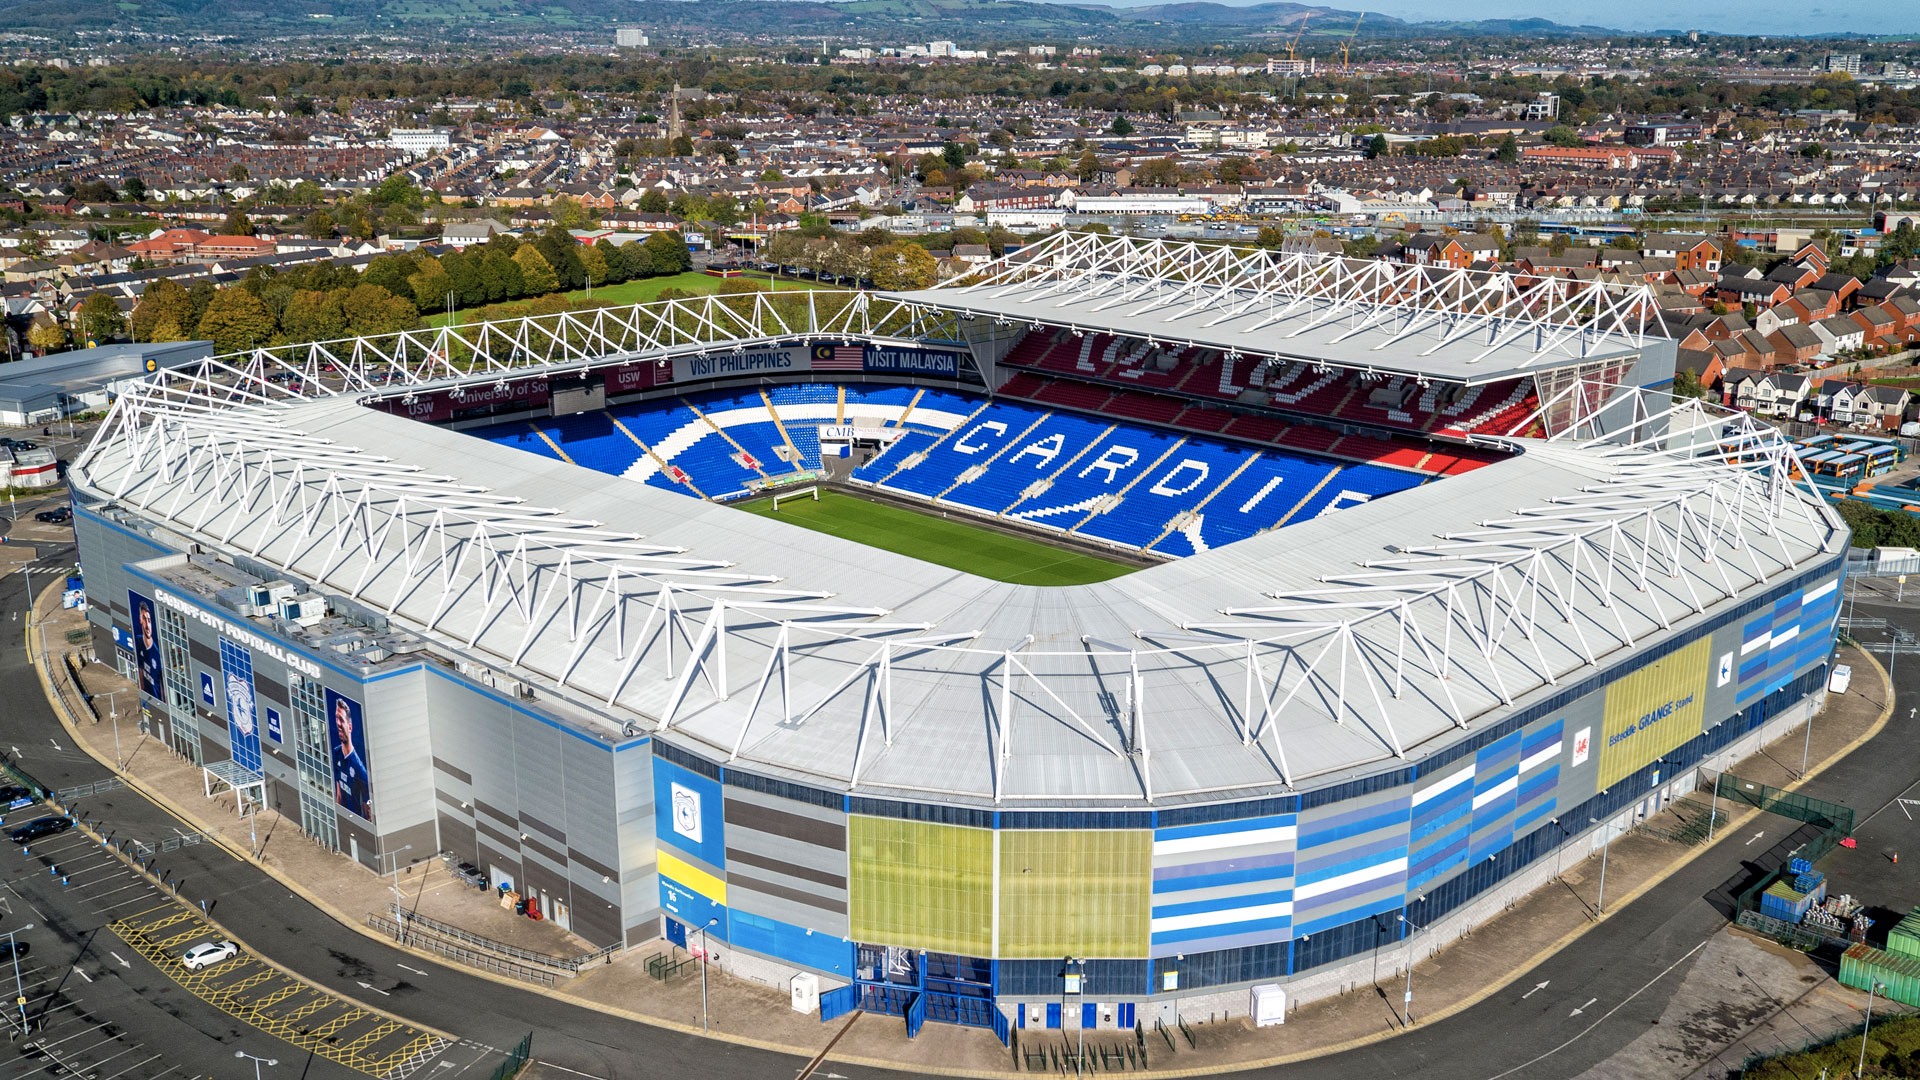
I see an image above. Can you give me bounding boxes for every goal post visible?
[771,486,820,511]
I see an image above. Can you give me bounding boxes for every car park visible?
[8,816,70,843]
[180,940,239,970]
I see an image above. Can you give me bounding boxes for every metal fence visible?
[386,906,618,973]
[365,914,557,987]
[54,778,123,802]
[1718,772,1857,917]
[489,1033,532,1080]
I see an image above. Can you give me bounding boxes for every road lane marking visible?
[1486,939,1710,1080]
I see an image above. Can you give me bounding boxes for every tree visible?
[593,239,628,284]
[512,245,560,295]
[1671,367,1709,402]
[1798,142,1827,158]
[1109,115,1134,136]
[408,259,455,313]
[303,210,335,238]
[941,140,970,170]
[26,322,66,354]
[870,243,939,290]
[482,248,524,300]
[280,290,347,344]
[534,226,586,290]
[641,231,691,276]
[638,189,670,214]
[362,254,419,304]
[120,176,147,202]
[227,163,250,182]
[131,279,194,342]
[195,287,277,353]
[1075,148,1100,182]
[1494,133,1519,163]
[340,284,419,335]
[223,209,253,236]
[1367,134,1389,159]
[1135,157,1183,188]
[77,294,126,343]
[1543,125,1583,147]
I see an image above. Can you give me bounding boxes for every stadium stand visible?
[472,379,1439,557]
[997,329,1544,442]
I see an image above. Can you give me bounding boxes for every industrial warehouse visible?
[67,233,1847,1040]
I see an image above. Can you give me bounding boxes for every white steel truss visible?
[115,287,958,411]
[76,318,1843,806]
[903,230,1654,379]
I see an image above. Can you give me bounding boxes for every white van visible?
[1829,664,1852,695]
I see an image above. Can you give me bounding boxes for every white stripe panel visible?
[1741,632,1770,657]
[1292,857,1409,902]
[1471,774,1519,810]
[1769,624,1799,650]
[1151,899,1293,935]
[1411,764,1473,807]
[1805,579,1837,603]
[1519,740,1562,776]
[1153,825,1296,858]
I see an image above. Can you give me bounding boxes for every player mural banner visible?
[128,590,162,702]
[219,639,262,775]
[1596,636,1711,790]
[324,689,373,821]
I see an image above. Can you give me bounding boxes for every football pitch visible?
[739,490,1138,586]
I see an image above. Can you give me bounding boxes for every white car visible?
[181,941,239,970]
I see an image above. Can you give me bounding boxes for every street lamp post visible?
[379,845,414,912]
[1861,980,1885,1076]
[97,688,126,769]
[1064,957,1087,1065]
[7,923,33,1032]
[234,1050,278,1080]
[1589,813,1615,916]
[699,917,718,1033]
[1399,904,1428,1025]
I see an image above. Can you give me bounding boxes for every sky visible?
[1098,0,1919,37]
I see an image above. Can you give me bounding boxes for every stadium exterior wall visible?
[72,482,1843,1021]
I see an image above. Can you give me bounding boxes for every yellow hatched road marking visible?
[108,916,447,1077]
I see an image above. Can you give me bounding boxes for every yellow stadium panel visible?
[997,830,1151,959]
[1597,636,1711,790]
[847,817,994,956]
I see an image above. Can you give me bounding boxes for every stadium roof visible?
[77,349,1844,808]
[881,231,1658,386]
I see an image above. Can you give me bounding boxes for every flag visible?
[813,343,865,371]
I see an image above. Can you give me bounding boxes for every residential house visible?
[1813,314,1868,356]
[1642,233,1722,272]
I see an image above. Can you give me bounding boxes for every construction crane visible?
[1341,12,1365,75]
[1285,14,1311,63]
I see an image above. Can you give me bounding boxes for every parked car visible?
[0,785,33,805]
[0,940,29,961]
[7,816,70,843]
[33,507,70,524]
[0,439,36,451]
[180,941,239,970]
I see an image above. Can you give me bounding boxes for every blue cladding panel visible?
[730,910,853,976]
[651,755,727,870]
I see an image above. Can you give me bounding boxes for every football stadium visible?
[69,232,1847,1037]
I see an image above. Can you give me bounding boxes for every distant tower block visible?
[616,27,648,48]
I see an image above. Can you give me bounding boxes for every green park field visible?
[738,490,1136,587]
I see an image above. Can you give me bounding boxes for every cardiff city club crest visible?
[226,671,256,737]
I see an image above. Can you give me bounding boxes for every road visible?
[1,493,1915,1080]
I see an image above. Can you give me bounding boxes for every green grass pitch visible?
[739,490,1137,587]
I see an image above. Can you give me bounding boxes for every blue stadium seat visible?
[1076,439,1255,549]
[1006,428,1181,531]
[878,401,1045,499]
[943,410,1111,514]
[487,381,1436,553]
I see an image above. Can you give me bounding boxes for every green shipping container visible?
[1887,908,1920,960]
[1841,944,1920,1009]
